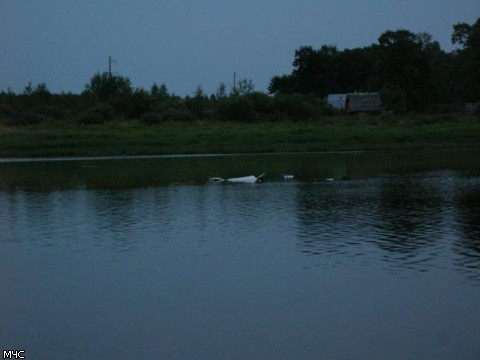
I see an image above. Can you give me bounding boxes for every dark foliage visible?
[1,19,478,125]
[269,19,480,113]
[75,104,114,125]
[140,112,163,126]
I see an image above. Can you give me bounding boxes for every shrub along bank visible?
[0,114,479,158]
[1,74,479,157]
[0,77,334,127]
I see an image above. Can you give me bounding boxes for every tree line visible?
[269,18,480,113]
[0,73,333,126]
[0,18,478,126]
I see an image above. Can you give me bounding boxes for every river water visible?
[1,151,479,359]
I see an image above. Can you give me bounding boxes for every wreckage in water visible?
[209,173,265,184]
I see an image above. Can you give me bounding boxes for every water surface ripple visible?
[1,152,479,359]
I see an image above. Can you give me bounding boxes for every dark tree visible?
[84,72,133,103]
[375,30,433,111]
[451,18,480,101]
[452,22,473,49]
[268,75,296,94]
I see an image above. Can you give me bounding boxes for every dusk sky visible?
[1,0,479,96]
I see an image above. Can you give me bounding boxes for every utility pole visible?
[108,56,116,77]
[233,71,237,93]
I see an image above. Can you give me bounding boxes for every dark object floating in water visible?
[325,176,351,182]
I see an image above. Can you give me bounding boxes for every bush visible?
[36,105,65,119]
[162,107,195,122]
[75,104,114,125]
[140,112,163,126]
[246,92,274,116]
[75,111,106,125]
[92,103,115,120]
[8,111,50,126]
[215,96,257,122]
[381,84,407,114]
[122,89,153,118]
[273,94,330,121]
[185,92,208,120]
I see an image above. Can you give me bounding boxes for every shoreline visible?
[0,116,479,158]
[0,147,478,164]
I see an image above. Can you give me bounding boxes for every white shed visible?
[327,94,347,110]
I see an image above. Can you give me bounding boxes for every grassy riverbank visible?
[0,114,479,158]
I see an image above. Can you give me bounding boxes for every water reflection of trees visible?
[295,177,447,271]
[87,190,137,251]
[86,188,177,253]
[295,181,378,258]
[0,185,197,254]
[295,173,480,283]
[453,183,480,281]
[0,190,89,246]
[0,162,81,192]
[375,177,443,251]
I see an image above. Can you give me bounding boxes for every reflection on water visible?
[374,176,445,273]
[1,164,479,280]
[453,180,480,281]
[1,153,479,279]
[295,172,480,279]
[1,151,480,359]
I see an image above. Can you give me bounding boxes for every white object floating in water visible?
[283,174,294,180]
[208,177,225,183]
[325,178,334,181]
[209,173,265,184]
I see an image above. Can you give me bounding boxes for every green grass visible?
[0,114,479,157]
